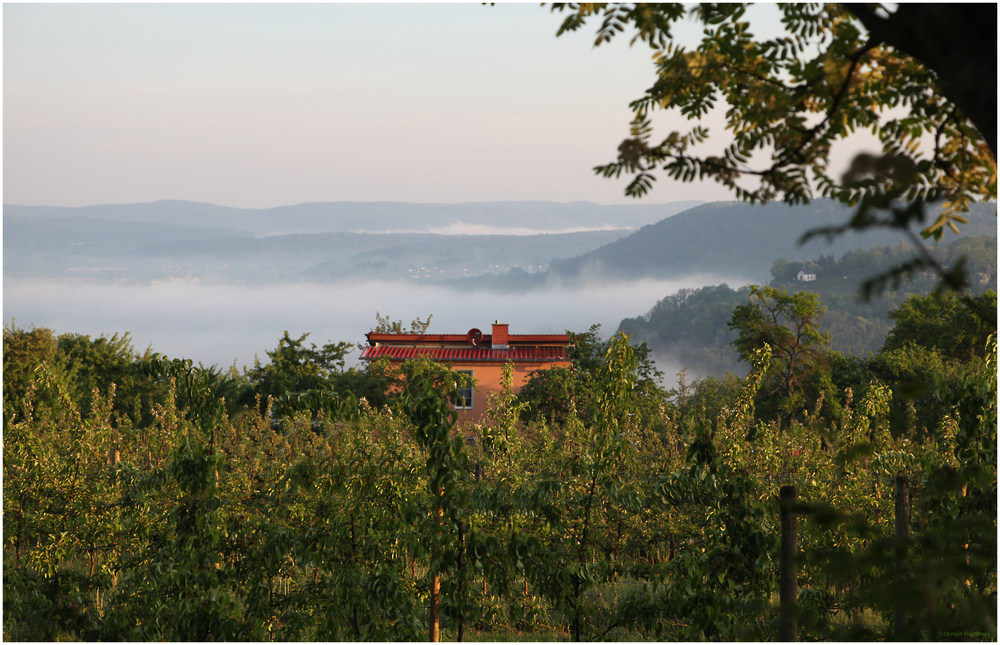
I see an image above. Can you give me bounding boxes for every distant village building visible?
[797,270,817,282]
[360,321,571,424]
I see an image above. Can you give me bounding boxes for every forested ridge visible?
[547,201,997,284]
[4,280,996,639]
[620,235,997,377]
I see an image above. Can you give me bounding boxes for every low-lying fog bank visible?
[4,275,749,376]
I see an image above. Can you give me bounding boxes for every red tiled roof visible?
[359,345,570,362]
[364,333,570,345]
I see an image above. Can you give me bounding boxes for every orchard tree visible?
[550,3,996,289]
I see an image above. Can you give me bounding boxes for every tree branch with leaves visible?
[550,3,996,291]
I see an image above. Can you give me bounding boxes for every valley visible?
[4,198,995,375]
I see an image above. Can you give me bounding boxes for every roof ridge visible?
[360,346,570,362]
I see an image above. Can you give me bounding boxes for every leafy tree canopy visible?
[3,324,60,426]
[245,331,354,412]
[728,285,840,422]
[883,290,997,362]
[370,312,433,335]
[518,324,669,430]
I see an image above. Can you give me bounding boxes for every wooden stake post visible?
[779,485,798,641]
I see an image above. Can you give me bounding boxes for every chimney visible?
[492,321,509,349]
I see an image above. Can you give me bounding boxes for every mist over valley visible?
[3,275,745,377]
[5,198,994,379]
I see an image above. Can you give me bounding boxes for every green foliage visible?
[821,290,997,440]
[241,330,401,420]
[135,354,231,436]
[3,320,995,641]
[246,331,352,410]
[863,344,957,439]
[884,290,997,362]
[398,354,475,411]
[111,437,262,641]
[515,366,580,426]
[55,332,141,420]
[518,325,670,436]
[270,387,360,425]
[331,357,397,409]
[729,285,841,423]
[401,356,473,640]
[729,286,830,382]
[799,334,997,641]
[671,370,744,430]
[3,323,61,427]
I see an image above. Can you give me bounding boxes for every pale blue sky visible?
[3,3,861,209]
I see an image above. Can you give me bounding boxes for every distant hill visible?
[3,221,631,285]
[6,198,993,288]
[548,200,997,284]
[4,199,704,285]
[3,215,253,247]
[3,199,702,236]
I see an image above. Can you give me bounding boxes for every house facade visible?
[359,321,571,423]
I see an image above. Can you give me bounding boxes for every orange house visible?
[359,321,571,423]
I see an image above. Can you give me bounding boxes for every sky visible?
[2,2,754,209]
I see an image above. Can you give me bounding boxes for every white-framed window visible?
[455,370,474,410]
